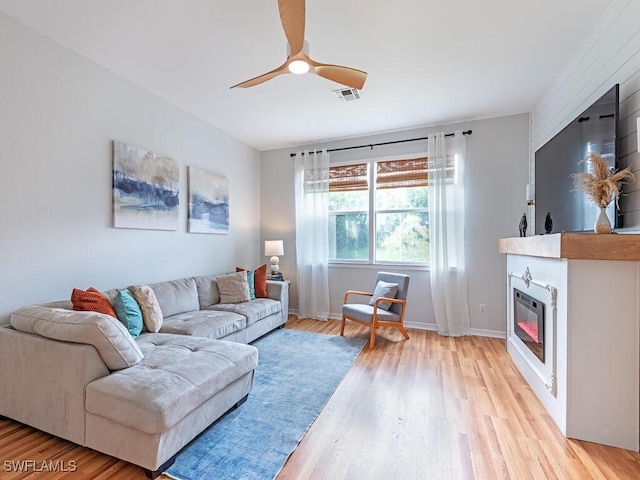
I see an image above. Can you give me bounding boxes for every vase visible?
[594,206,611,234]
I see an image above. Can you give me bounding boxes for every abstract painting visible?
[188,166,230,234]
[113,141,179,230]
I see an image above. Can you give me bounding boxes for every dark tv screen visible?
[534,84,619,233]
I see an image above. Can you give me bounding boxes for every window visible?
[328,156,446,264]
[328,163,369,261]
[375,158,429,263]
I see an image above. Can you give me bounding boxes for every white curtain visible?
[294,149,331,320]
[428,132,470,336]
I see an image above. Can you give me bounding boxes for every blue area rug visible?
[165,328,366,480]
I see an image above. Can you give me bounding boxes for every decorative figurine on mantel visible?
[545,212,553,234]
[519,213,527,237]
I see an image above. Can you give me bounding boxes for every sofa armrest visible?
[0,325,110,445]
[266,280,289,321]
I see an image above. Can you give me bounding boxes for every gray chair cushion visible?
[342,304,400,324]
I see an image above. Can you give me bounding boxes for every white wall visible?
[532,0,640,230]
[0,14,261,323]
[261,114,530,335]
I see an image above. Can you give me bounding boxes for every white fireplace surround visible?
[507,267,557,396]
[499,234,640,452]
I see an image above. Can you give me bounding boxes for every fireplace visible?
[513,288,545,362]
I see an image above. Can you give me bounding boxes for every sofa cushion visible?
[207,298,281,327]
[132,286,163,333]
[85,334,258,434]
[216,271,251,304]
[146,277,200,318]
[112,289,144,338]
[71,287,117,318]
[193,275,220,309]
[10,306,144,370]
[159,310,246,339]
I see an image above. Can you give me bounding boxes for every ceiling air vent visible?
[334,87,361,102]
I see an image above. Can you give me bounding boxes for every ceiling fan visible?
[231,0,367,90]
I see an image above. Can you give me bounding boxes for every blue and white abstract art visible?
[188,166,230,234]
[113,141,179,230]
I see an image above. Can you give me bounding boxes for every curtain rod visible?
[289,129,472,157]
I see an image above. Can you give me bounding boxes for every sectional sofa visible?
[0,272,289,478]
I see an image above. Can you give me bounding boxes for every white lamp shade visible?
[264,240,284,257]
[526,183,535,204]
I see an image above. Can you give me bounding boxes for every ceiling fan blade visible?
[311,62,368,90]
[230,61,289,88]
[278,0,305,54]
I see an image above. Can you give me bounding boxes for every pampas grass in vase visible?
[572,152,635,233]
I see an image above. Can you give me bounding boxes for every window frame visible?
[328,152,430,267]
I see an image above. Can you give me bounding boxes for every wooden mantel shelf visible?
[498,233,640,261]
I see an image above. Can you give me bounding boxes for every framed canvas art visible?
[188,166,230,234]
[113,141,179,230]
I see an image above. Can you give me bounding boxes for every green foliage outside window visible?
[329,183,429,264]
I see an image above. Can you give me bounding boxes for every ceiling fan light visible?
[288,60,310,75]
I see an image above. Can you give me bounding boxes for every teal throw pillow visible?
[113,289,144,338]
[247,270,256,300]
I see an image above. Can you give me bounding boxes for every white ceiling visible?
[0,0,614,151]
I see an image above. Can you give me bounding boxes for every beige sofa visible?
[0,273,289,478]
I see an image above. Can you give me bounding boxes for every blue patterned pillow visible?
[113,289,144,338]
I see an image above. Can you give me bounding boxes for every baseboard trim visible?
[403,321,505,339]
[301,312,506,339]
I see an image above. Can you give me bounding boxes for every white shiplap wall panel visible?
[531,0,640,231]
[532,1,632,148]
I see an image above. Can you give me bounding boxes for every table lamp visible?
[264,240,284,274]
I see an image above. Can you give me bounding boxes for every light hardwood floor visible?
[1,317,640,479]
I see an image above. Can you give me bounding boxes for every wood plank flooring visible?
[1,317,640,479]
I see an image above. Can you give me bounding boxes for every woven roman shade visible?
[330,156,454,193]
[376,157,428,189]
[376,156,454,189]
[329,163,368,192]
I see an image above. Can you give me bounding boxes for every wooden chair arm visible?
[373,297,406,309]
[343,290,373,303]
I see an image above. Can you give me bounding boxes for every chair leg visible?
[369,326,376,348]
[340,315,346,336]
[397,324,410,340]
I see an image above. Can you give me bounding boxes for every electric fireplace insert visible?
[513,288,545,362]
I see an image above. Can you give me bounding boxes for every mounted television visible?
[534,84,619,233]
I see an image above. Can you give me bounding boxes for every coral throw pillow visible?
[253,264,268,298]
[238,264,268,298]
[71,287,117,318]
